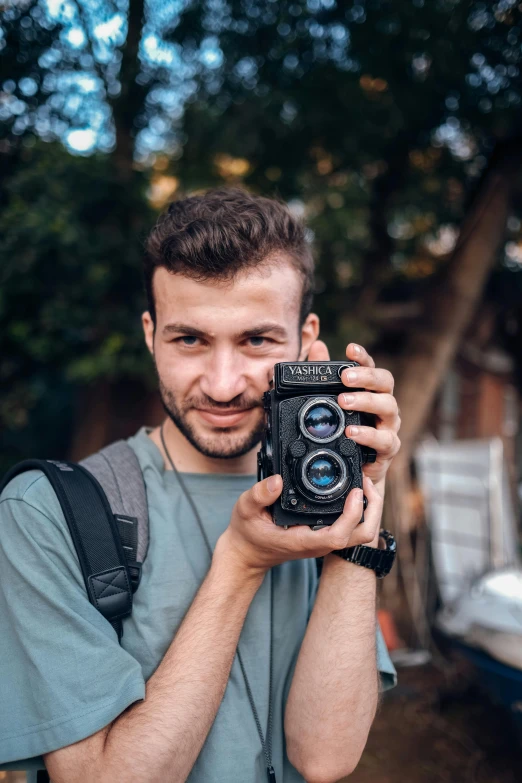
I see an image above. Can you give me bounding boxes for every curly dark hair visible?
[144,187,315,327]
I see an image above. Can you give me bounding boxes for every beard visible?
[158,377,266,460]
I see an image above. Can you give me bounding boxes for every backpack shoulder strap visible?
[0,458,133,642]
[80,441,149,591]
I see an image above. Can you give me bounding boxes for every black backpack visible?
[0,441,149,643]
[1,442,150,781]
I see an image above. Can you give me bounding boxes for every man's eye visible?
[248,336,268,347]
[177,336,199,346]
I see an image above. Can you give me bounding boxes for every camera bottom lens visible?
[300,449,350,501]
[306,457,340,489]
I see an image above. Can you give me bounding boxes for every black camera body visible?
[257,361,376,528]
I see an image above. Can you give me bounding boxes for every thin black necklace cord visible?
[160,424,276,782]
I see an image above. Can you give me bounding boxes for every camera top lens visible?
[304,405,338,439]
[299,398,345,443]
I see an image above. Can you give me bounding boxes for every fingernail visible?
[354,488,364,501]
[352,344,362,355]
[267,476,279,492]
[345,370,358,383]
[350,426,359,436]
[343,394,355,406]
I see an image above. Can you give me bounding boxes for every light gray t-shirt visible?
[0,427,396,782]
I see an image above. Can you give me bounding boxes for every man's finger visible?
[322,486,366,551]
[307,340,330,362]
[345,343,375,369]
[238,475,283,518]
[343,476,383,548]
[341,366,394,393]
[338,391,400,429]
[345,425,401,459]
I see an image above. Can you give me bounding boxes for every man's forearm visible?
[284,554,379,783]
[101,551,264,783]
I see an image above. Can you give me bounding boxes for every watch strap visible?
[332,529,396,578]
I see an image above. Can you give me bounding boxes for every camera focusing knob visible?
[289,440,307,458]
[337,363,358,381]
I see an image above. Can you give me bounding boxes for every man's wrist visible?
[212,533,267,592]
[330,529,396,579]
[322,551,377,581]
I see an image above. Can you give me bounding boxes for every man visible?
[0,188,400,783]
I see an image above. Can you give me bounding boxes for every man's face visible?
[142,258,319,460]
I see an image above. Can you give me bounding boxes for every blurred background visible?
[2,0,522,780]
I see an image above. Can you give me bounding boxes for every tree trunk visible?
[109,0,146,183]
[382,138,522,641]
[395,138,522,465]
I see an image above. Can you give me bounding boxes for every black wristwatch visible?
[332,529,397,578]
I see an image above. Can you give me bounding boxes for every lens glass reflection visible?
[303,404,339,440]
[307,457,339,489]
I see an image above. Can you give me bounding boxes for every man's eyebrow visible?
[162,323,206,337]
[238,323,288,340]
[161,322,289,339]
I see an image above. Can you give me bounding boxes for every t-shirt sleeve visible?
[0,471,146,767]
[307,558,397,692]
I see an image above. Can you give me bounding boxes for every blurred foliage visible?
[0,142,154,430]
[2,0,522,452]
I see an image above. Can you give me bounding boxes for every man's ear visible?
[298,313,320,360]
[142,311,155,356]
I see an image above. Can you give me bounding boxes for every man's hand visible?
[215,474,383,577]
[308,339,401,489]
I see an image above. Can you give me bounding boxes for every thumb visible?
[307,339,330,362]
[240,474,283,517]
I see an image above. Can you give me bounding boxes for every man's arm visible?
[280,341,400,783]
[44,546,264,783]
[284,554,379,783]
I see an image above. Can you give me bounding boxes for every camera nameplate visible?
[276,361,359,390]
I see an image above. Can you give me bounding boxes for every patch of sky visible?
[284,54,299,71]
[143,34,178,66]
[432,117,475,160]
[234,57,258,80]
[504,241,522,271]
[412,53,431,78]
[94,14,126,45]
[199,37,224,69]
[495,0,517,11]
[281,100,298,123]
[65,27,86,47]
[288,199,306,218]
[330,24,348,42]
[19,77,39,97]
[467,6,493,32]
[346,5,365,23]
[65,127,96,152]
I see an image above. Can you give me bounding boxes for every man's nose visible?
[199,350,248,403]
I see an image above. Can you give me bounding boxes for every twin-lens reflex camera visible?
[257,361,376,528]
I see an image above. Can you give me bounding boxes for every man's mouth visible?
[194,408,255,427]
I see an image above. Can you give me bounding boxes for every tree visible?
[2,0,522,470]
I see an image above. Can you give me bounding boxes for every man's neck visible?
[148,419,258,475]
